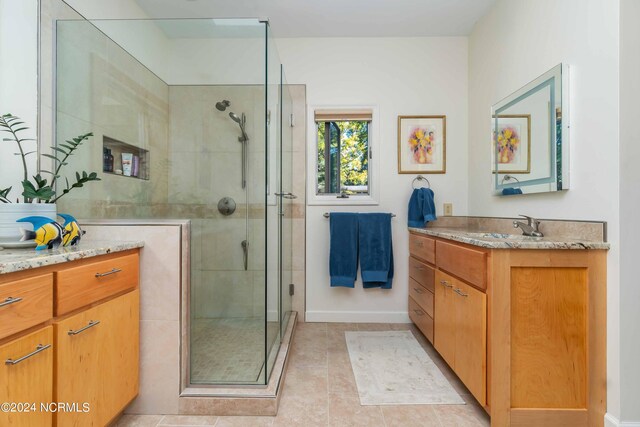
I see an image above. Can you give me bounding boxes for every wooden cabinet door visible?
[453,281,487,406]
[0,326,53,427]
[434,271,456,368]
[55,289,139,426]
[54,300,102,426]
[97,289,139,423]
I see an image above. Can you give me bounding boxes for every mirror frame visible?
[491,63,570,196]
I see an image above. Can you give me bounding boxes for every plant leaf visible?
[41,154,60,162]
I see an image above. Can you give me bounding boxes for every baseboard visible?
[305,310,411,323]
[605,413,640,427]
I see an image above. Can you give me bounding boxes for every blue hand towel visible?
[407,188,437,227]
[358,213,394,289]
[502,187,523,195]
[329,213,359,287]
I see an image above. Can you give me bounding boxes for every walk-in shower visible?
[53,17,295,389]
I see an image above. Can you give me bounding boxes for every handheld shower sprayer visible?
[216,99,249,189]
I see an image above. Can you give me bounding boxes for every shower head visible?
[215,100,231,111]
[229,112,242,124]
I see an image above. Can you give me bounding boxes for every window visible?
[315,110,371,197]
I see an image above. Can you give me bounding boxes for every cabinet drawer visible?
[55,253,139,315]
[409,278,434,318]
[0,326,53,427]
[409,233,435,264]
[409,257,435,293]
[409,297,434,343]
[436,240,487,290]
[0,274,53,340]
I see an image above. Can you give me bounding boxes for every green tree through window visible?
[317,120,369,195]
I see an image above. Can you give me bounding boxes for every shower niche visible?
[102,135,149,180]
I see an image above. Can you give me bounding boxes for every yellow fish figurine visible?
[17,216,64,250]
[58,213,85,246]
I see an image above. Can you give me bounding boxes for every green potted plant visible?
[0,113,100,243]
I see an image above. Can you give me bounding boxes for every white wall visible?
[0,0,38,201]
[618,0,640,423]
[468,0,622,421]
[276,37,468,322]
[166,38,265,85]
[62,0,169,79]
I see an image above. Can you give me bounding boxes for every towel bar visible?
[323,212,396,218]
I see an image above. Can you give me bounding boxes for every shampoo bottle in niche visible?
[132,155,140,177]
[122,153,133,176]
[103,148,114,172]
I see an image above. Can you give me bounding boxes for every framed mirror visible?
[492,63,569,196]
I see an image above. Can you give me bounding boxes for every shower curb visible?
[177,312,298,416]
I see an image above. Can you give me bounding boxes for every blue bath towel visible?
[329,213,359,288]
[502,187,523,195]
[407,188,437,227]
[358,213,394,289]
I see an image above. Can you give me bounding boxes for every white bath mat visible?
[345,331,465,405]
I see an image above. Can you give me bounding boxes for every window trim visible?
[307,105,380,206]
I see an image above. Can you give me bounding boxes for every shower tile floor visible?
[191,318,280,384]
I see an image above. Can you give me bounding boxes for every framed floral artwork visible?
[397,115,446,174]
[492,114,531,174]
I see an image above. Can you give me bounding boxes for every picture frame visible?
[397,115,446,174]
[492,114,531,174]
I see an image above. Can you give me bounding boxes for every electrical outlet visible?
[443,203,453,216]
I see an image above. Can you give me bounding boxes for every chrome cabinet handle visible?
[413,287,424,294]
[95,268,122,278]
[454,288,468,297]
[414,241,424,247]
[413,309,425,316]
[0,296,23,308]
[415,266,425,271]
[68,320,100,336]
[439,280,453,288]
[5,344,51,365]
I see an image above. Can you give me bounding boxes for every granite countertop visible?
[409,227,610,250]
[0,240,145,275]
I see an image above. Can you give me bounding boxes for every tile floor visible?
[116,322,491,427]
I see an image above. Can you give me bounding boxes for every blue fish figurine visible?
[17,216,64,250]
[58,213,85,246]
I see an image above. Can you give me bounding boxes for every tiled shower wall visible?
[168,85,269,320]
[55,20,170,217]
[169,84,307,321]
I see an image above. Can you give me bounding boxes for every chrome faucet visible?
[513,214,544,237]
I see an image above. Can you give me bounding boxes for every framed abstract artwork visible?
[397,115,446,174]
[492,114,531,174]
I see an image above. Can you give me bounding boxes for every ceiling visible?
[133,0,497,38]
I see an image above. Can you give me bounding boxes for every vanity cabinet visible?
[0,249,140,427]
[408,231,607,427]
